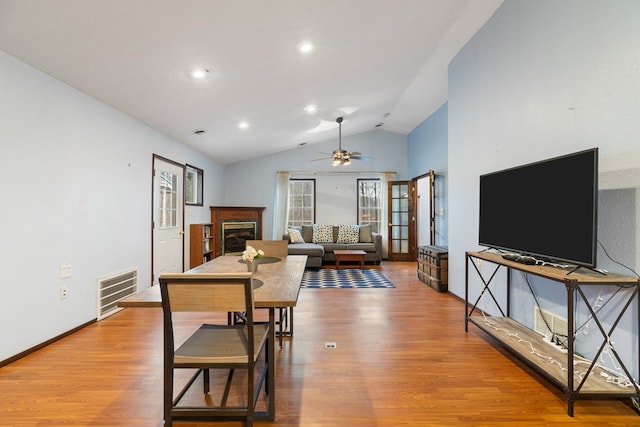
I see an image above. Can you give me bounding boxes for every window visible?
[185,164,203,206]
[358,179,382,233]
[288,179,315,227]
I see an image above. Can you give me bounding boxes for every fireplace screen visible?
[221,221,257,255]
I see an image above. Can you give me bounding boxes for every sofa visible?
[283,224,382,269]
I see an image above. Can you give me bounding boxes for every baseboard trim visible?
[0,318,97,368]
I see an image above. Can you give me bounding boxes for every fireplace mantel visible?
[210,206,265,258]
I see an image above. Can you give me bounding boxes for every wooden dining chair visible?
[245,240,292,347]
[245,239,288,258]
[159,272,270,427]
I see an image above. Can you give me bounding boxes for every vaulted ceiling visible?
[0,0,502,164]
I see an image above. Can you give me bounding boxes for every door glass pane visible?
[400,213,408,225]
[159,171,178,229]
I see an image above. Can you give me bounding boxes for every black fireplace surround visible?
[221,221,257,254]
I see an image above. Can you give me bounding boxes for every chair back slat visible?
[245,240,288,258]
[159,273,253,313]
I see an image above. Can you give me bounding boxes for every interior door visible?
[152,156,185,285]
[415,170,435,246]
[387,180,416,261]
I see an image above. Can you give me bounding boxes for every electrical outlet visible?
[542,333,567,353]
[60,264,72,279]
[59,286,68,300]
[324,342,337,349]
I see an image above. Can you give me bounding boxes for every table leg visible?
[267,308,276,420]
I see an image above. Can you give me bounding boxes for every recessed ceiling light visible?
[238,121,249,129]
[303,104,317,113]
[191,68,209,79]
[298,42,313,54]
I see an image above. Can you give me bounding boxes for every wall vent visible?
[97,268,137,320]
[533,306,568,338]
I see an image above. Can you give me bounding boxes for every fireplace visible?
[221,221,257,255]
[210,206,265,258]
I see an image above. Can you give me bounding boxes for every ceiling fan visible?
[313,117,370,166]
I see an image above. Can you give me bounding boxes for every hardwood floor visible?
[1,262,638,426]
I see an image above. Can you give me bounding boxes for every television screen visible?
[478,148,598,267]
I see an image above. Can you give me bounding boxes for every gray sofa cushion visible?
[287,242,324,257]
[320,243,346,252]
[300,225,313,243]
[359,224,373,243]
[345,242,377,252]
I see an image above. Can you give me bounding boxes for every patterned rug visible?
[301,268,395,288]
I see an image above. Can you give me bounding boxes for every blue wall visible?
[448,0,640,379]
[408,102,448,246]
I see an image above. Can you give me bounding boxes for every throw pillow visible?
[359,224,373,243]
[337,224,360,243]
[287,228,305,244]
[312,224,334,243]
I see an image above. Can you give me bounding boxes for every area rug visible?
[301,269,395,288]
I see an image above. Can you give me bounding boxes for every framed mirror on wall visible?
[185,164,203,206]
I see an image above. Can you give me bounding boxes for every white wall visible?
[448,0,640,378]
[0,51,225,361]
[223,129,408,238]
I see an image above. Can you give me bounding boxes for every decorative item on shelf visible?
[242,245,264,272]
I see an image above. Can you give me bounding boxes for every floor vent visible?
[97,268,137,320]
[534,306,568,338]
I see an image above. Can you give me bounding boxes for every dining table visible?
[117,254,307,421]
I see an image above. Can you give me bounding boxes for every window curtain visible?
[272,171,290,239]
[379,172,396,259]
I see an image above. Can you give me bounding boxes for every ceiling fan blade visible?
[350,155,371,161]
[312,156,332,161]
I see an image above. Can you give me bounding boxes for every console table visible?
[465,251,640,416]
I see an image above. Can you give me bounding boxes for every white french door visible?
[152,156,184,285]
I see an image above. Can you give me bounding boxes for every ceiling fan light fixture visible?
[310,116,369,166]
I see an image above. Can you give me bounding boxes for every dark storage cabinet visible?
[417,245,448,292]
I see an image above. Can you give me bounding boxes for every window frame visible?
[184,164,204,206]
[357,178,382,234]
[287,178,316,227]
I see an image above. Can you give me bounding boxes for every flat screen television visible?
[478,148,598,267]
